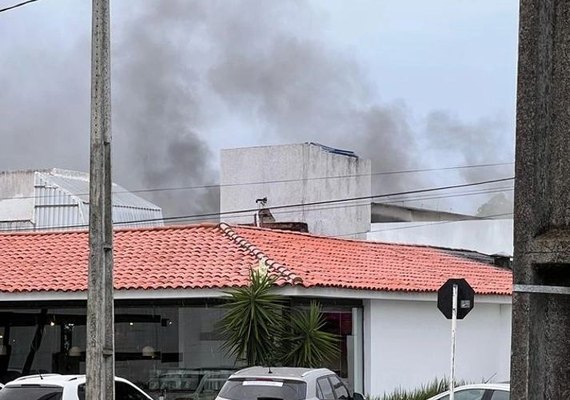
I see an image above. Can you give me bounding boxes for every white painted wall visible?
[363,297,511,396]
[368,219,514,255]
[0,170,35,223]
[220,143,371,239]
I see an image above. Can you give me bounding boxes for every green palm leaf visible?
[218,268,284,366]
[281,301,339,368]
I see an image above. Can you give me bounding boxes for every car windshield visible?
[218,379,307,400]
[148,371,201,391]
[0,386,63,400]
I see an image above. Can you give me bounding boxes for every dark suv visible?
[215,367,364,400]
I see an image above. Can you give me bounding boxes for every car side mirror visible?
[353,392,365,400]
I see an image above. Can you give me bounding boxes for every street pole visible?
[449,284,457,400]
[511,1,570,398]
[86,0,114,398]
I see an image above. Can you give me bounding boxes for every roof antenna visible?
[268,365,273,374]
[39,370,43,380]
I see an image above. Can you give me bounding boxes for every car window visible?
[489,390,510,400]
[328,375,350,400]
[316,383,324,399]
[148,371,201,392]
[194,372,233,398]
[78,382,149,400]
[0,386,63,400]
[218,379,307,400]
[317,377,335,400]
[116,381,150,400]
[439,389,485,400]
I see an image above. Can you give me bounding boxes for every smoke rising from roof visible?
[0,0,514,219]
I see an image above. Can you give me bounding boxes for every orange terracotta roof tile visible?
[0,223,512,295]
[233,226,512,295]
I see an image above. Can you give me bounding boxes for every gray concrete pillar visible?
[512,1,570,398]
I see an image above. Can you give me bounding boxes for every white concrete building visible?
[363,293,511,394]
[220,143,372,239]
[220,143,512,257]
[368,219,514,256]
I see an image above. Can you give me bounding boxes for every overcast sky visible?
[0,0,519,216]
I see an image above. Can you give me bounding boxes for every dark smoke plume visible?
[113,2,219,218]
[0,0,514,219]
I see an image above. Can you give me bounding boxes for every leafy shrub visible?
[219,267,339,368]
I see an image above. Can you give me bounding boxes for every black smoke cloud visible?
[0,0,514,219]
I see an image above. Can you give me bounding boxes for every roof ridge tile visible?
[218,223,303,285]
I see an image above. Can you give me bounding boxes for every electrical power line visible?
[0,161,514,203]
[380,186,513,204]
[0,176,514,232]
[0,0,39,13]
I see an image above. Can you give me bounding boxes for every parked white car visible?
[0,374,152,400]
[427,383,510,400]
[216,367,365,400]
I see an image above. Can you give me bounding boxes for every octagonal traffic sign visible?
[437,278,475,319]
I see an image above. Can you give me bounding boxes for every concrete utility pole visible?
[512,1,570,399]
[86,0,114,399]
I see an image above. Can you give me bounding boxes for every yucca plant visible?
[280,301,339,368]
[219,266,339,368]
[218,267,284,366]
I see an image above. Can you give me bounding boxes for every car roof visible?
[428,383,510,400]
[5,374,131,387]
[454,383,510,390]
[229,367,334,381]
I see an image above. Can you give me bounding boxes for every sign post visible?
[449,284,458,400]
[438,279,474,400]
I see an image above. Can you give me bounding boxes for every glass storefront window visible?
[0,300,360,398]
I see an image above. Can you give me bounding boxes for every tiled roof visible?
[0,223,512,295]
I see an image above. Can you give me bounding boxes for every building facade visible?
[0,224,512,396]
[220,143,372,239]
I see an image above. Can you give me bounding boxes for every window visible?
[79,382,149,400]
[115,381,150,400]
[328,375,350,400]
[439,389,485,400]
[490,390,510,400]
[218,379,307,400]
[317,383,324,399]
[317,377,335,400]
[0,386,63,400]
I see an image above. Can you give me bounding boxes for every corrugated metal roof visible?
[44,169,161,210]
[0,169,164,231]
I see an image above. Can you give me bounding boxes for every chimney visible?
[251,197,308,233]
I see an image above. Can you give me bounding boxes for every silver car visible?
[427,383,510,400]
[216,367,365,400]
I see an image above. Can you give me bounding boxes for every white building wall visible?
[364,297,511,396]
[220,143,371,239]
[0,170,35,224]
[368,219,514,255]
